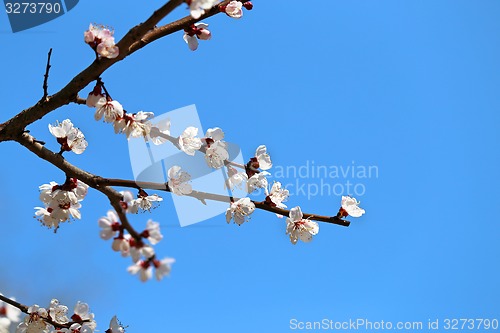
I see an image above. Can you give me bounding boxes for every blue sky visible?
[0,1,499,332]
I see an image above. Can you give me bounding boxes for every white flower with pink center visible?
[225,197,255,225]
[340,196,365,218]
[94,97,124,123]
[246,171,270,194]
[153,257,175,281]
[167,166,193,196]
[113,111,154,139]
[98,210,121,240]
[84,24,119,59]
[178,127,202,155]
[141,220,163,245]
[107,316,125,333]
[183,23,211,51]
[225,1,243,18]
[204,127,229,169]
[127,260,153,282]
[48,119,88,155]
[285,206,319,245]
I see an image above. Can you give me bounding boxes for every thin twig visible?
[97,177,351,227]
[41,48,53,101]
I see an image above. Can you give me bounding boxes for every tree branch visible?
[0,293,92,329]
[96,177,351,227]
[129,0,251,54]
[15,132,142,241]
[41,48,53,101]
[0,0,185,141]
[0,293,28,313]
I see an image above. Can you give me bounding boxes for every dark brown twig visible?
[41,48,53,101]
[96,178,351,227]
[0,293,28,313]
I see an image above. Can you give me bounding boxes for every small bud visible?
[243,1,253,10]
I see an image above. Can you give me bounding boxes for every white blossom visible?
[96,38,119,59]
[225,1,243,18]
[267,181,289,218]
[341,196,365,217]
[120,190,138,214]
[48,299,68,325]
[48,119,88,154]
[167,166,193,196]
[246,171,270,193]
[71,302,96,333]
[130,244,155,263]
[86,86,103,108]
[132,194,163,212]
[142,220,163,245]
[286,206,319,245]
[16,305,50,333]
[98,210,120,240]
[84,24,119,59]
[111,235,131,257]
[204,127,228,169]
[183,23,211,51]
[35,201,82,230]
[113,111,154,139]
[127,261,153,282]
[204,141,229,169]
[268,182,289,207]
[178,127,202,155]
[39,179,88,207]
[225,197,255,225]
[106,316,124,333]
[153,258,175,281]
[255,145,272,170]
[94,98,124,123]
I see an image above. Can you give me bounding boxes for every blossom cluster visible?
[35,178,88,231]
[48,119,87,155]
[98,190,174,282]
[183,1,253,50]
[86,82,155,139]
[149,119,367,244]
[13,299,124,333]
[84,24,119,58]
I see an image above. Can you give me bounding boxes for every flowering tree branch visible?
[0,293,121,332]
[0,1,367,331]
[15,132,142,241]
[96,178,351,227]
[0,0,185,141]
[129,0,250,53]
[0,294,28,314]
